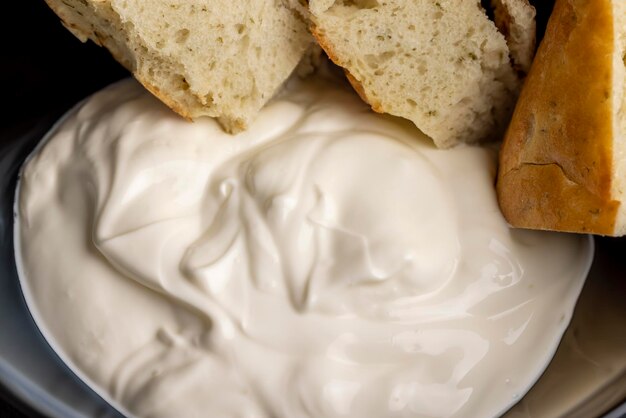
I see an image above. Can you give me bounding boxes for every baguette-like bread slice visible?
[497,0,626,236]
[44,0,312,133]
[308,0,531,148]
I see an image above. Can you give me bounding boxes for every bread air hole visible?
[364,50,395,69]
[175,28,190,44]
[175,75,190,92]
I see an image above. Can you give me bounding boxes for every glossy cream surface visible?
[15,78,593,418]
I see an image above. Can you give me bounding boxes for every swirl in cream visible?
[15,78,593,418]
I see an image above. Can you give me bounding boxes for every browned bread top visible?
[497,0,621,235]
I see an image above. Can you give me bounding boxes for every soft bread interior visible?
[309,0,520,149]
[117,0,311,132]
[614,0,626,235]
[491,0,536,75]
[46,0,312,133]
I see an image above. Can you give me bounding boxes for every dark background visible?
[2,1,610,417]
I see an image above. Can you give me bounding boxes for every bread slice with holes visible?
[44,0,313,133]
[498,0,626,236]
[308,0,535,148]
[491,0,536,75]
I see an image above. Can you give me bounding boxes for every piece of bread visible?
[308,0,533,148]
[497,0,626,236]
[44,0,313,133]
[491,0,537,75]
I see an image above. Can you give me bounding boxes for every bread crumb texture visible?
[44,0,313,133]
[491,0,536,75]
[310,0,521,148]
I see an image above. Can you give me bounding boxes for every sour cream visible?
[15,77,592,418]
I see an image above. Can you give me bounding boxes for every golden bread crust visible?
[138,78,194,121]
[45,0,197,121]
[43,0,91,42]
[310,25,383,113]
[497,0,619,235]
